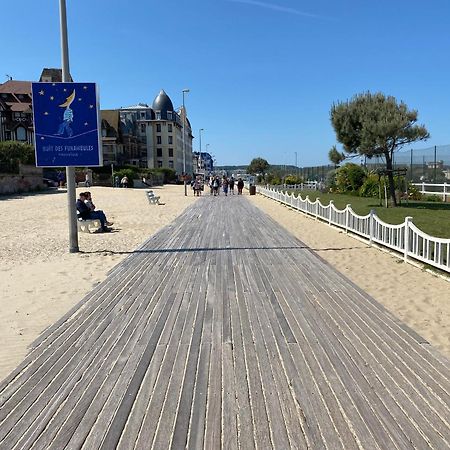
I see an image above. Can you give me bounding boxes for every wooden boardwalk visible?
[0,195,449,449]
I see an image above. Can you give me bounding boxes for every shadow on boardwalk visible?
[0,195,449,449]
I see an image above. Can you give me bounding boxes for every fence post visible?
[315,198,319,221]
[345,204,351,233]
[444,183,447,202]
[404,216,413,262]
[369,209,375,246]
[328,200,333,225]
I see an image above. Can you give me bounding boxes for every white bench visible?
[147,190,161,205]
[77,218,101,233]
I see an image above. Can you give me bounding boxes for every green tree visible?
[328,145,345,168]
[247,157,269,175]
[335,163,367,193]
[330,92,429,206]
[0,141,35,173]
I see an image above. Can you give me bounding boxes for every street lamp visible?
[182,88,190,196]
[198,128,204,175]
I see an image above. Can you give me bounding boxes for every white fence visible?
[257,186,450,274]
[411,182,450,201]
[271,181,319,191]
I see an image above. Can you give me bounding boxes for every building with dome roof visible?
[101,90,193,175]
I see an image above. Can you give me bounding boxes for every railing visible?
[411,182,449,201]
[257,185,450,274]
[270,182,319,191]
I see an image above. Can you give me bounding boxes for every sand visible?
[0,185,196,380]
[1,186,449,382]
[249,194,450,358]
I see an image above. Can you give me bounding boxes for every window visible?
[156,124,161,132]
[155,111,161,120]
[168,136,173,144]
[167,112,172,120]
[168,124,172,132]
[140,112,146,119]
[140,123,146,133]
[16,126,26,141]
[157,148,162,157]
[157,136,162,144]
[169,160,174,168]
[168,148,173,157]
[157,160,163,168]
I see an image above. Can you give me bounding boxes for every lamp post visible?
[182,88,189,196]
[59,0,78,253]
[198,128,204,175]
[205,143,210,174]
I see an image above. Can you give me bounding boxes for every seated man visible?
[76,192,112,233]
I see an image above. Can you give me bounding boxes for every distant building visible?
[193,152,214,175]
[102,89,194,174]
[0,80,33,144]
[0,69,67,145]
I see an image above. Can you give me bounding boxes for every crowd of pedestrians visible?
[206,175,244,196]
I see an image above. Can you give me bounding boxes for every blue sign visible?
[32,82,102,167]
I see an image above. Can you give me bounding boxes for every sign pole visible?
[59,0,79,253]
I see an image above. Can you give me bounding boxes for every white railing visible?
[270,182,319,191]
[257,185,450,274]
[411,182,449,201]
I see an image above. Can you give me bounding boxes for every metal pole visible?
[182,89,189,196]
[410,148,413,182]
[434,145,437,182]
[59,0,78,253]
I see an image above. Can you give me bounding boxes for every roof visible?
[0,80,32,95]
[39,68,72,82]
[120,103,150,110]
[152,89,174,113]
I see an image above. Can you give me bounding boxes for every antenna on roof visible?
[5,74,13,81]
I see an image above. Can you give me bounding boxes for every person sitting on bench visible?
[76,192,112,233]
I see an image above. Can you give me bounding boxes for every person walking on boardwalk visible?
[229,176,235,194]
[222,176,229,196]
[237,177,244,195]
[212,176,220,196]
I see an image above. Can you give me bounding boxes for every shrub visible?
[335,163,366,193]
[0,141,35,173]
[424,194,442,202]
[407,183,422,200]
[284,175,303,185]
[360,174,382,198]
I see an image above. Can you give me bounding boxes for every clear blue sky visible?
[3,0,450,166]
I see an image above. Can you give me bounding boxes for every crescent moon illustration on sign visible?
[59,89,76,108]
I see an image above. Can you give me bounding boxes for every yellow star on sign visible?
[39,90,44,95]
[50,96,54,100]
[89,104,94,109]
[44,112,49,115]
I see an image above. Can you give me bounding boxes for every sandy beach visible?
[0,186,449,382]
[249,194,450,358]
[0,184,196,380]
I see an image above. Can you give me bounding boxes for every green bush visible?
[284,175,303,185]
[359,174,382,198]
[0,141,35,173]
[335,163,366,193]
[407,183,422,200]
[424,194,442,202]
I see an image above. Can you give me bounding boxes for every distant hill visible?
[215,165,248,172]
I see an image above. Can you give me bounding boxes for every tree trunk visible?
[385,152,397,207]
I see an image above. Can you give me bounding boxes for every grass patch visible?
[288,190,450,238]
